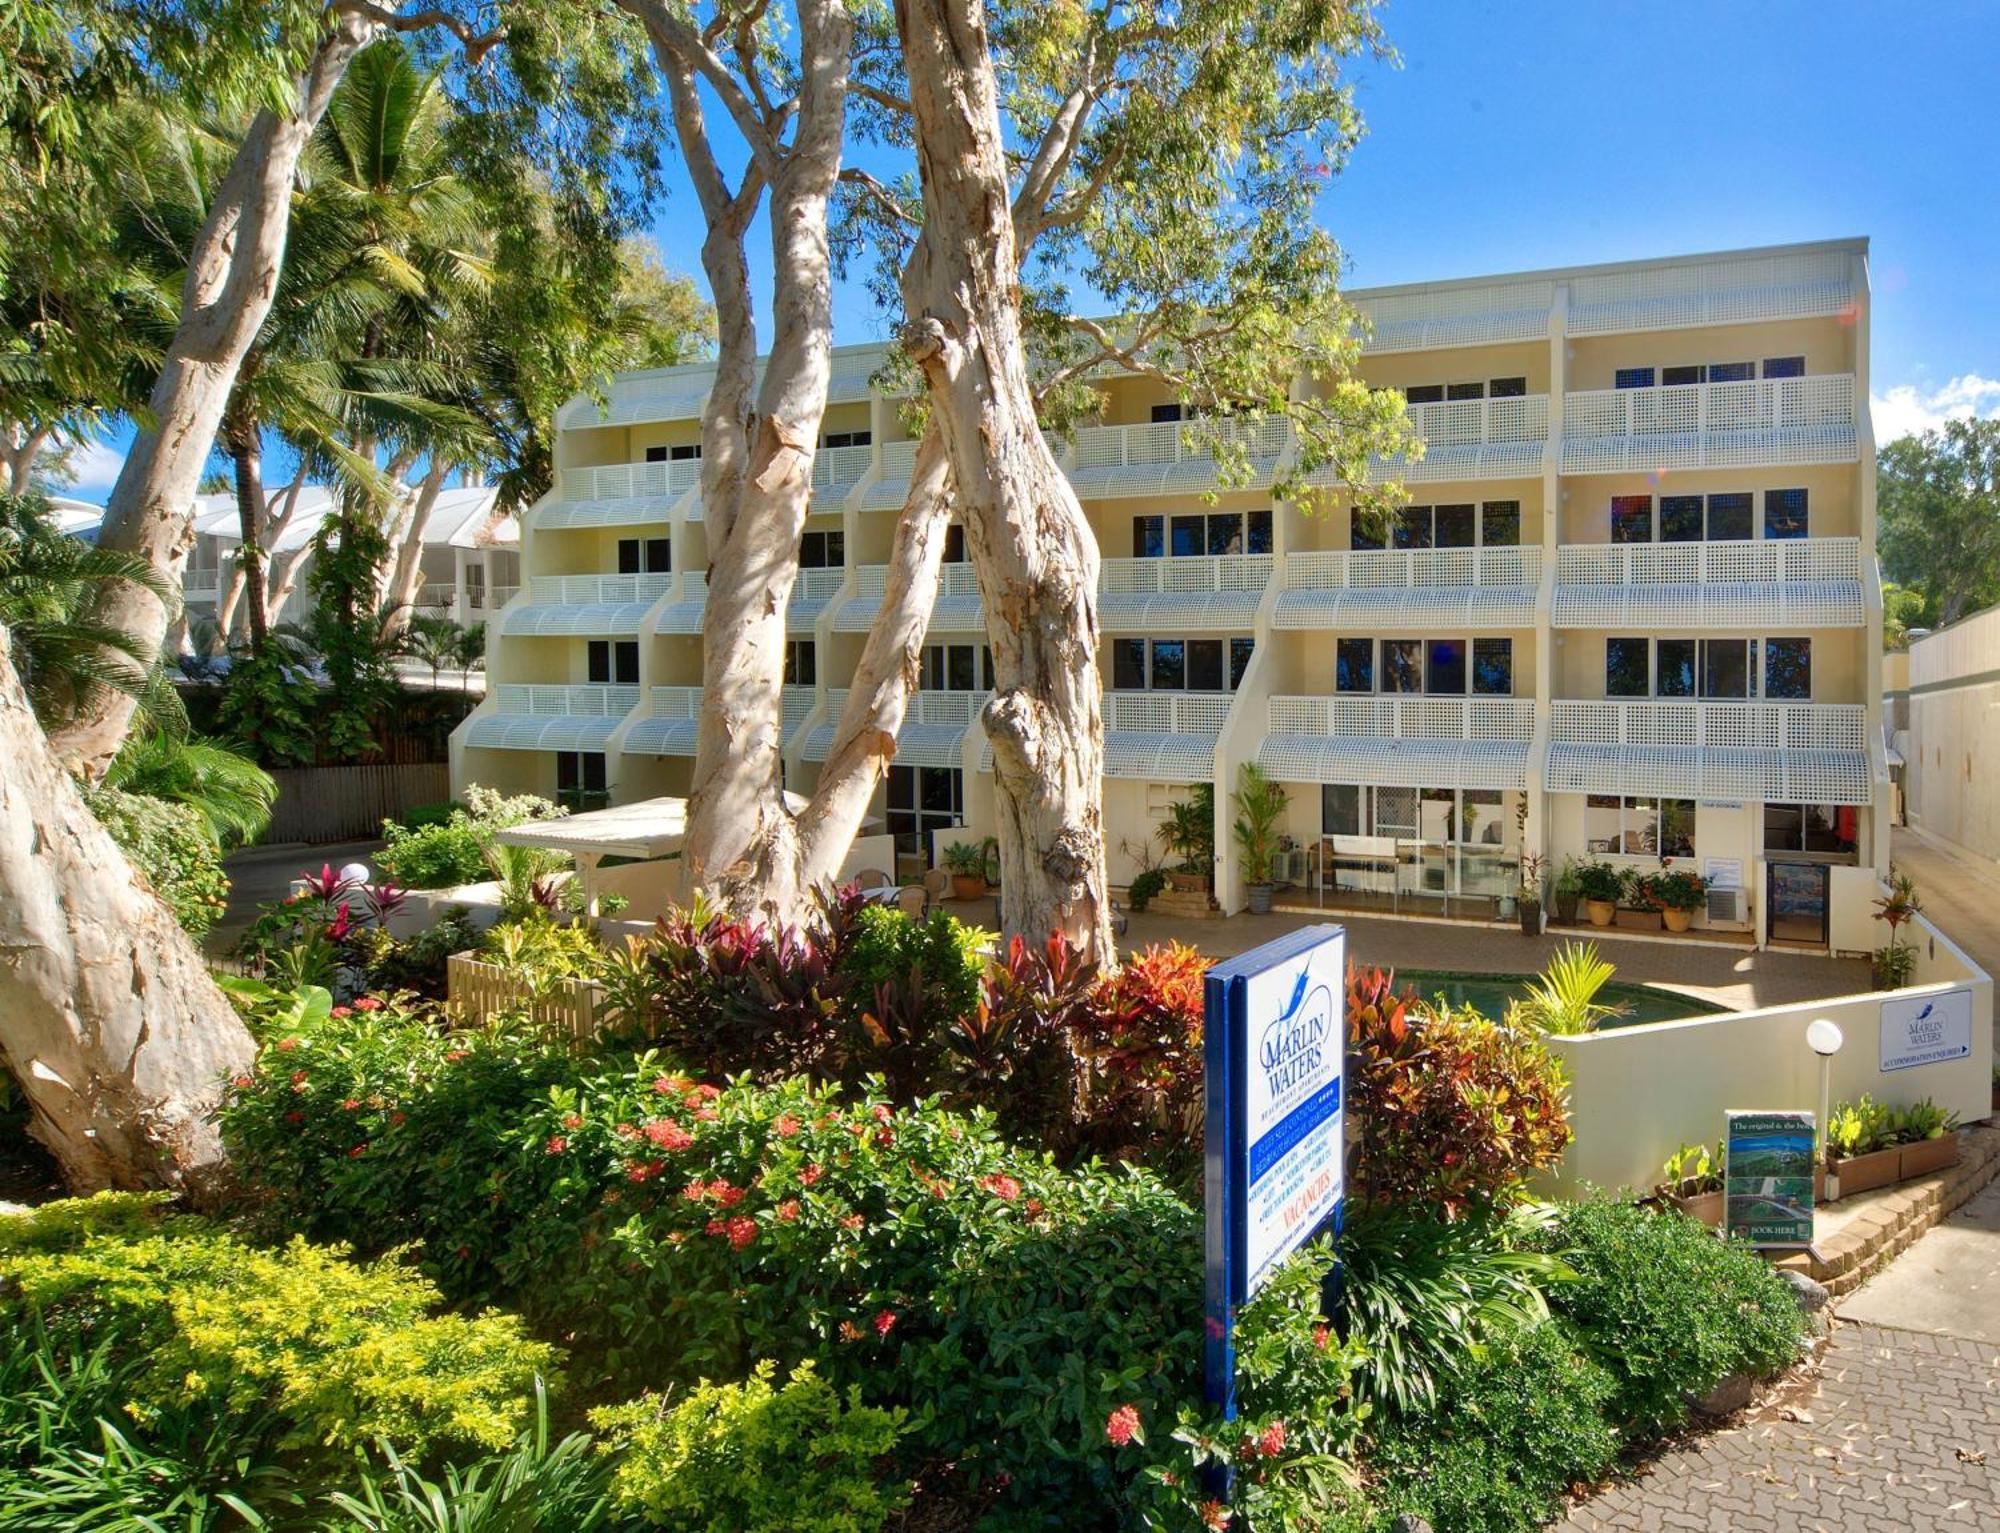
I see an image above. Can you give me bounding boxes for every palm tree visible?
[398,612,461,691]
[103,725,276,848]
[0,490,177,730]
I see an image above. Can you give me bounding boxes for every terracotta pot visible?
[951,874,987,901]
[1899,1132,1960,1179]
[1670,1189,1724,1227]
[1662,907,1694,933]
[1828,1145,1902,1197]
[1585,899,1616,928]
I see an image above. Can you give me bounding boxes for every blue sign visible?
[1203,925,1347,1429]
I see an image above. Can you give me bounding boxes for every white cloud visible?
[61,435,128,497]
[1870,373,2000,443]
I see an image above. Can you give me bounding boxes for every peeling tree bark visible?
[380,459,449,632]
[0,624,256,1198]
[46,10,382,777]
[893,0,1114,964]
[226,409,271,651]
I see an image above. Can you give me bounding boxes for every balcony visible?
[1259,695,1534,790]
[1098,555,1272,631]
[182,569,221,600]
[1305,396,1551,491]
[863,440,919,511]
[620,686,701,755]
[835,563,982,633]
[811,442,875,493]
[656,571,707,635]
[1561,375,1857,474]
[1552,538,1864,628]
[1093,691,1234,780]
[1545,699,1870,803]
[802,687,988,766]
[788,566,847,632]
[539,458,701,530]
[1066,416,1290,501]
[1274,547,1541,630]
[499,573,671,636]
[463,684,640,751]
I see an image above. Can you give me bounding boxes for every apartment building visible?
[451,238,1886,949]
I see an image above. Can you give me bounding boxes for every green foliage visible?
[839,902,988,1091]
[1156,784,1215,876]
[1070,941,1210,1176]
[1572,860,1627,903]
[1879,418,2000,627]
[940,839,987,877]
[1632,864,1707,914]
[1126,866,1169,911]
[1231,762,1290,885]
[1330,1204,1572,1415]
[1659,1140,1725,1196]
[103,724,276,846]
[214,647,323,764]
[81,784,228,936]
[1506,941,1626,1036]
[1825,1094,1894,1159]
[1345,965,1573,1216]
[378,787,564,890]
[1531,1200,1807,1435]
[592,1361,910,1533]
[483,913,608,988]
[1369,1319,1619,1533]
[0,1193,559,1460]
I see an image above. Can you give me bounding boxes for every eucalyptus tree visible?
[1879,419,2000,628]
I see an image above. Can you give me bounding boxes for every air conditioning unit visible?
[1705,887,1742,924]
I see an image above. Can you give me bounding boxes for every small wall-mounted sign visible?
[1879,988,1973,1073]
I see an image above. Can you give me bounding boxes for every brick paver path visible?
[1562,1320,1999,1530]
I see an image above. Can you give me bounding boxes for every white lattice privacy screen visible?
[801,689,989,768]
[1257,696,1534,791]
[536,459,700,530]
[1097,555,1272,631]
[1552,539,1865,628]
[653,571,708,636]
[1010,691,1233,780]
[788,567,847,633]
[1561,375,1858,475]
[1544,700,1871,802]
[1065,417,1290,501]
[1275,548,1541,630]
[1565,248,1858,336]
[499,574,671,637]
[464,684,640,752]
[835,565,983,634]
[620,687,703,756]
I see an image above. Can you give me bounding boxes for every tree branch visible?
[337,2,506,63]
[839,167,920,230]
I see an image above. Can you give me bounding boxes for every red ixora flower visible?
[444,1049,469,1063]
[642,1119,694,1151]
[545,1134,568,1155]
[871,1103,893,1124]
[652,1074,691,1096]
[627,1159,665,1184]
[275,1037,298,1053]
[1105,1404,1142,1447]
[232,1074,255,1090]
[799,1163,825,1186]
[978,1173,1021,1202]
[330,1005,352,1019]
[561,1112,583,1130]
[775,1198,801,1222]
[1200,1499,1232,1530]
[348,1144,367,1158]
[342,1098,362,1111]
[711,1181,746,1208]
[283,1110,303,1125]
[352,995,383,1012]
[707,1215,758,1250]
[873,1308,898,1337]
[1257,1420,1286,1458]
[1311,1323,1330,1352]
[840,1212,864,1230]
[681,1178,708,1201]
[773,1114,802,1139]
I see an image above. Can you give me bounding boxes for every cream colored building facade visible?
[451,238,1887,948]
[1898,613,2000,861]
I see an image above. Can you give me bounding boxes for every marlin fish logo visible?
[1915,1002,1935,1022]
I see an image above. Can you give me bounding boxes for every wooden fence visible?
[446,952,609,1039]
[266,763,452,844]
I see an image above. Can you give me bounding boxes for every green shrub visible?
[1369,1319,1618,1533]
[1126,866,1169,911]
[377,817,491,890]
[400,800,466,830]
[1345,965,1572,1216]
[1532,1199,1807,1434]
[82,786,229,936]
[593,1361,910,1532]
[1,1193,559,1459]
[482,912,610,985]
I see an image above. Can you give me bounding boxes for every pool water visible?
[1392,970,1726,1028]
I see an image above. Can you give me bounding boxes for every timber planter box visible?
[1614,905,1664,932]
[1899,1131,1961,1179]
[1827,1145,1902,1198]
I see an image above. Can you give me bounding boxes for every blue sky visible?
[63,0,2000,496]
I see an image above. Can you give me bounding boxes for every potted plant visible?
[942,841,988,901]
[1516,853,1546,937]
[1824,1095,1901,1197]
[1657,1140,1725,1227]
[1230,765,1289,915]
[1551,857,1583,925]
[1640,862,1709,934]
[1575,860,1624,928]
[1158,785,1216,894]
[1892,1098,1961,1177]
[1871,867,1922,989]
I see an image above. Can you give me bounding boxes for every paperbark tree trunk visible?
[0,624,256,1197]
[3,422,51,496]
[227,415,271,652]
[893,0,1114,964]
[45,11,381,778]
[380,460,448,634]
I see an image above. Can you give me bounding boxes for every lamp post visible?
[1806,1018,1844,1201]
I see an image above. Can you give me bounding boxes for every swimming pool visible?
[1392,970,1726,1028]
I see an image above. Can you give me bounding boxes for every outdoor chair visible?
[922,867,951,904]
[852,867,893,891]
[894,885,930,919]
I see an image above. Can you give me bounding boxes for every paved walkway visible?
[1562,1175,2000,1531]
[210,836,383,957]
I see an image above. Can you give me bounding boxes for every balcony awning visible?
[1552,580,1864,629]
[464,711,627,752]
[1544,742,1871,804]
[1098,587,1264,632]
[621,713,700,756]
[535,498,675,531]
[1258,734,1529,791]
[1273,584,1539,631]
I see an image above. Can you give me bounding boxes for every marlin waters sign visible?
[1203,925,1346,1420]
[1879,988,1973,1073]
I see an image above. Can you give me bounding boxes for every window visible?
[1660,495,1704,543]
[1321,784,1362,837]
[1707,361,1754,383]
[1230,638,1255,688]
[1113,638,1146,690]
[799,529,845,568]
[1763,803,1857,856]
[1350,515,1386,551]
[1606,637,1652,697]
[1472,638,1514,695]
[616,537,671,573]
[944,524,966,562]
[1381,639,1423,693]
[1425,639,1466,695]
[555,751,608,810]
[1111,637,1251,692]
[887,765,964,861]
[1764,637,1811,699]
[922,643,988,691]
[1662,365,1701,387]
[1150,403,1185,423]
[1701,638,1750,699]
[644,445,668,463]
[1615,366,1656,390]
[1186,639,1225,691]
[1393,508,1431,549]
[670,443,701,461]
[1611,495,1653,543]
[1150,640,1186,689]
[1657,638,1696,697]
[1765,488,1809,539]
[1335,637,1373,693]
[1585,795,1696,857]
[1433,504,1476,548]
[1133,515,1163,558]
[1706,492,1753,541]
[784,639,815,685]
[1445,381,1485,401]
[822,429,872,449]
[1161,509,1272,556]
[1320,785,1521,849]
[1403,384,1444,405]
[1488,376,1527,398]
[587,640,639,685]
[1762,356,1805,379]
[1481,501,1522,546]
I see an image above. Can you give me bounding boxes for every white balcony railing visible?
[1285,546,1541,591]
[1101,554,1274,596]
[561,458,702,503]
[811,442,875,489]
[1550,699,1865,752]
[525,573,672,607]
[1552,538,1865,629]
[493,683,641,717]
[473,585,518,611]
[1553,536,1861,586]
[181,569,221,599]
[647,685,701,719]
[1103,691,1234,735]
[1405,394,1550,448]
[1269,695,1536,743]
[1072,415,1290,474]
[792,567,847,604]
[1562,375,1858,473]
